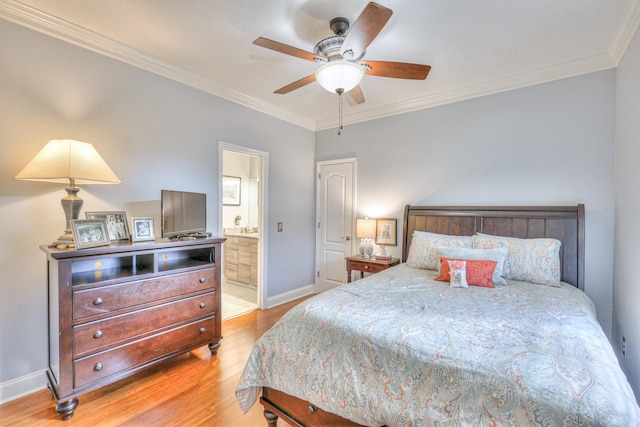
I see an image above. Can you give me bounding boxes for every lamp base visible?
[50,238,76,249]
[50,182,82,249]
[359,238,373,259]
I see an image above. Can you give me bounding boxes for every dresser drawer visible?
[73,292,217,357]
[74,316,217,389]
[73,269,215,320]
[348,260,387,274]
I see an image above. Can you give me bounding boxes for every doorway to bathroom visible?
[220,142,267,320]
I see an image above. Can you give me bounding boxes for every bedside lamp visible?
[355,218,376,259]
[15,139,121,247]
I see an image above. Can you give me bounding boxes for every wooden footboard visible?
[260,387,364,426]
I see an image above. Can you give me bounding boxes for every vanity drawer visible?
[73,292,217,357]
[74,316,217,389]
[73,269,215,320]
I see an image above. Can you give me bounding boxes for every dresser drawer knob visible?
[199,277,206,283]
[94,363,103,372]
[93,297,103,306]
[199,302,206,309]
[199,327,206,334]
[93,330,103,339]
[308,404,317,414]
[364,265,369,270]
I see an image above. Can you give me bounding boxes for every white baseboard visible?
[265,284,316,309]
[0,369,48,405]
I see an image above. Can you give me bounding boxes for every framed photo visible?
[71,219,111,250]
[131,217,155,242]
[375,218,397,246]
[85,211,130,241]
[222,175,241,206]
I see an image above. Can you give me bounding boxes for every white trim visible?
[0,0,631,132]
[219,142,268,309]
[316,53,616,131]
[0,369,48,405]
[609,0,640,64]
[0,0,315,131]
[264,284,316,309]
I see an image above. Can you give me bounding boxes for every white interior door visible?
[316,159,355,293]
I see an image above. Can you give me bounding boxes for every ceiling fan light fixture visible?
[315,60,364,94]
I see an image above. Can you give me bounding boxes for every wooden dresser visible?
[41,237,225,420]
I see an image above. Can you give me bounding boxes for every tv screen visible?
[161,190,207,238]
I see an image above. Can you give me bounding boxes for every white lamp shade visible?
[356,218,376,239]
[15,139,121,185]
[315,60,364,94]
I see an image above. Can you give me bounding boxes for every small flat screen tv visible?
[161,189,207,238]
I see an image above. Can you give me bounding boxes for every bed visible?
[236,205,640,426]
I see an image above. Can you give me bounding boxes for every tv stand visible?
[41,237,225,419]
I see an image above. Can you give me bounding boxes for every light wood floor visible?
[0,297,310,426]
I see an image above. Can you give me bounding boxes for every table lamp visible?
[355,218,376,259]
[15,139,121,247]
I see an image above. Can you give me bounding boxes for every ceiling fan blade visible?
[362,61,431,80]
[274,74,317,94]
[346,85,365,106]
[340,2,393,60]
[253,37,321,62]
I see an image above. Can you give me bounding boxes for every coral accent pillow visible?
[435,257,498,288]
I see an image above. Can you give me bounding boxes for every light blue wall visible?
[0,18,316,394]
[614,27,640,402]
[317,70,617,339]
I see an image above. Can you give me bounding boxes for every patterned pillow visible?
[406,232,473,270]
[472,233,561,286]
[437,247,509,286]
[447,259,468,288]
[436,257,497,288]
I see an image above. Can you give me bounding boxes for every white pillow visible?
[437,247,509,286]
[406,233,473,270]
[447,259,468,288]
[472,233,561,286]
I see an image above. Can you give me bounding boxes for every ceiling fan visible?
[253,2,431,107]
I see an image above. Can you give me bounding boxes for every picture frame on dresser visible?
[85,211,130,241]
[375,218,397,246]
[70,219,111,249]
[222,175,241,206]
[131,217,155,242]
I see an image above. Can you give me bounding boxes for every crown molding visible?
[316,53,616,131]
[0,0,629,133]
[609,0,640,65]
[0,0,316,131]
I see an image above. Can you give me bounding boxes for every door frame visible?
[219,141,268,309]
[315,157,357,292]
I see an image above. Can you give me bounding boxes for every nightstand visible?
[345,255,401,283]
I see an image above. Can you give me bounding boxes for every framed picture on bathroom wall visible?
[223,175,241,206]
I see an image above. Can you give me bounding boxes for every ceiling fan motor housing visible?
[330,17,349,35]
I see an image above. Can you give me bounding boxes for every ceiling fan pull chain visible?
[337,88,344,135]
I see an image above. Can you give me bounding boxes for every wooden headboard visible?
[402,205,585,289]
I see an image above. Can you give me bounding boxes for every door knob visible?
[342,236,351,241]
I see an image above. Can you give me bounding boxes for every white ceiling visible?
[1,0,639,131]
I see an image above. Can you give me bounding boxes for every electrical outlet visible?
[622,336,627,357]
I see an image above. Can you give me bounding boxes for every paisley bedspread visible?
[236,264,640,426]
